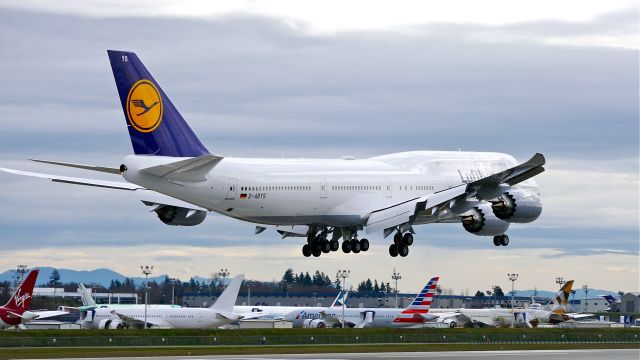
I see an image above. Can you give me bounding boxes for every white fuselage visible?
[429,307,555,327]
[284,307,424,328]
[122,151,541,228]
[83,306,229,329]
[234,305,328,320]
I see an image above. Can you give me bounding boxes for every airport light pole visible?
[555,276,564,285]
[508,273,518,328]
[141,265,153,329]
[170,278,179,305]
[337,270,350,328]
[582,284,589,312]
[218,268,230,288]
[246,280,252,306]
[392,268,402,308]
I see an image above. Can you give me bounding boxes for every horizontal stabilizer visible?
[0,167,140,190]
[30,159,121,175]
[141,154,223,182]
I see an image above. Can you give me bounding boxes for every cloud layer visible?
[0,7,637,292]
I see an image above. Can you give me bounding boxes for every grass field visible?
[0,327,637,359]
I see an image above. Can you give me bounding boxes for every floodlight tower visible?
[392,268,402,308]
[140,265,153,329]
[337,270,350,328]
[508,273,519,328]
[218,268,230,288]
[582,284,589,312]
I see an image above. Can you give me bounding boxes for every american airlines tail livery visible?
[0,50,545,257]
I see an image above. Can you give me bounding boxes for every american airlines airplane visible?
[0,50,545,258]
[284,277,440,328]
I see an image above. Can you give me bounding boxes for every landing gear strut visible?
[389,231,413,257]
[493,234,510,246]
[303,227,369,257]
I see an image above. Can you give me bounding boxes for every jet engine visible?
[302,319,327,328]
[155,205,207,226]
[490,190,542,223]
[460,204,510,236]
[98,319,128,329]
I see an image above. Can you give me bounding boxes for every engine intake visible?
[461,204,510,236]
[303,319,327,328]
[490,190,542,223]
[156,206,207,226]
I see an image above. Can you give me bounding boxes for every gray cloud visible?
[0,8,637,289]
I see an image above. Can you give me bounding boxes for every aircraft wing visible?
[110,310,172,329]
[27,310,69,320]
[366,153,545,235]
[0,167,208,212]
[320,311,353,328]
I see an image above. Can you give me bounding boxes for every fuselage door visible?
[320,178,327,198]
[225,178,237,200]
[385,179,392,198]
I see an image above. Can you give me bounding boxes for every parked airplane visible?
[0,270,67,329]
[427,280,592,328]
[601,295,619,311]
[63,283,180,313]
[283,277,439,328]
[0,50,545,258]
[80,274,243,329]
[236,290,349,321]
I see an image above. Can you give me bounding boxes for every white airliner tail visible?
[211,274,244,314]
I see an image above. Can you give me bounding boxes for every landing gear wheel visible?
[302,244,311,257]
[394,232,402,246]
[360,238,370,251]
[389,244,399,257]
[449,321,456,328]
[398,244,409,257]
[342,240,352,253]
[330,240,340,252]
[402,233,413,246]
[351,239,361,253]
[500,234,510,246]
[321,240,331,253]
[312,248,321,257]
[493,236,501,246]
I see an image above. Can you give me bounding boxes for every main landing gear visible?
[493,234,510,246]
[389,231,413,257]
[301,228,369,257]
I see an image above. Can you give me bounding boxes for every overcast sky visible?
[0,1,637,294]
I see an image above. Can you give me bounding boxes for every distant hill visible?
[0,267,172,287]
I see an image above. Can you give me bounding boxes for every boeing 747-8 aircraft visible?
[0,50,545,258]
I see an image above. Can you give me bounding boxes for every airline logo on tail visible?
[393,276,439,323]
[126,79,163,133]
[552,280,574,315]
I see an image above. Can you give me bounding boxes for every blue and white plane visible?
[0,50,545,258]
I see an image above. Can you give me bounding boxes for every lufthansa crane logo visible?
[126,79,163,133]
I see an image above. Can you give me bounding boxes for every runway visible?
[62,349,640,360]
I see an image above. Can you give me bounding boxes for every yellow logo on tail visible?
[126,79,163,133]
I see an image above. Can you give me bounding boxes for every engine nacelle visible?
[461,204,510,236]
[98,319,127,329]
[156,206,207,226]
[490,190,542,223]
[302,319,327,328]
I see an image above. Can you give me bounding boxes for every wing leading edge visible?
[366,153,545,235]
